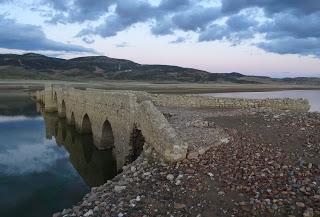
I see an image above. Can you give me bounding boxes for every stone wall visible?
[136,101,188,162]
[150,94,310,112]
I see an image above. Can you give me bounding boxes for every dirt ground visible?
[55,107,320,217]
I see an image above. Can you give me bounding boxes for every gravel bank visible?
[53,108,320,217]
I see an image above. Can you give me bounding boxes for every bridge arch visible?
[81,114,92,134]
[100,119,115,149]
[59,100,66,118]
[128,124,145,162]
[69,112,76,126]
[53,92,57,105]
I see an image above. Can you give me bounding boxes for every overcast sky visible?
[0,0,320,77]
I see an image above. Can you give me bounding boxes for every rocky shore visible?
[53,108,320,217]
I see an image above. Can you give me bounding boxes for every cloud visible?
[171,6,221,31]
[0,15,95,53]
[78,0,155,38]
[221,0,320,15]
[115,42,129,48]
[199,13,258,43]
[82,36,95,44]
[259,12,320,40]
[43,0,116,23]
[169,36,186,44]
[4,0,320,58]
[151,18,173,36]
[257,37,320,57]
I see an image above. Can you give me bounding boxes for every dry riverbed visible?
[54,108,320,217]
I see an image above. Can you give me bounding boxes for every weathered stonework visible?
[35,85,187,164]
[34,85,310,164]
[150,94,310,111]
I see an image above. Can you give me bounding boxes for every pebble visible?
[84,209,93,217]
[303,208,314,217]
[174,203,186,209]
[166,174,175,181]
[114,185,126,192]
[296,202,305,208]
[218,191,225,196]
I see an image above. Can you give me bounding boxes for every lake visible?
[203,90,320,112]
[0,93,118,217]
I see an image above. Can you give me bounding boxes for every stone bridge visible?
[35,85,188,166]
[34,85,310,165]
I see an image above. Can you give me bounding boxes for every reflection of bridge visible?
[42,112,118,187]
[35,85,188,164]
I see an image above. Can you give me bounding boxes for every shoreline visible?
[53,107,320,217]
[0,80,320,94]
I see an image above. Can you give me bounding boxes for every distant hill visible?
[0,53,319,85]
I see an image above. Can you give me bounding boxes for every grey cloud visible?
[80,0,155,38]
[82,37,95,44]
[260,12,320,39]
[44,0,116,23]
[24,0,320,58]
[151,18,173,36]
[171,6,221,31]
[0,16,95,53]
[115,42,129,48]
[221,0,320,15]
[199,13,258,43]
[169,36,186,44]
[257,37,320,57]
[158,0,192,12]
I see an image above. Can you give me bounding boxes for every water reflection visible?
[43,112,118,187]
[0,114,89,217]
[0,94,119,217]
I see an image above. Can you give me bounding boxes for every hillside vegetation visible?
[0,53,319,85]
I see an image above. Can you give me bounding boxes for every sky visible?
[0,0,320,77]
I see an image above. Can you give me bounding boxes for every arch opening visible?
[70,112,75,126]
[60,100,66,118]
[53,92,57,105]
[82,114,92,134]
[128,124,145,163]
[100,119,115,149]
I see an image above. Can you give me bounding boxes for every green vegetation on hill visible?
[0,53,319,85]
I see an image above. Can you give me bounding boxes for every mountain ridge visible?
[0,53,319,85]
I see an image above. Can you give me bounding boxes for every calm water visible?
[204,90,320,112]
[0,94,118,217]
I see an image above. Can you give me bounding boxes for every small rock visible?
[303,208,314,217]
[174,203,186,209]
[136,195,141,202]
[84,209,93,217]
[114,185,126,192]
[187,151,199,159]
[198,148,206,155]
[166,174,175,181]
[118,213,124,217]
[296,202,305,208]
[175,180,181,185]
[52,213,61,217]
[220,138,230,144]
[208,172,214,177]
[218,191,225,196]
